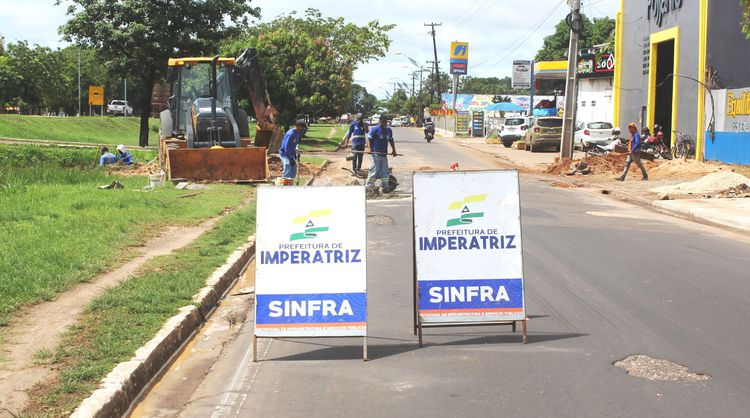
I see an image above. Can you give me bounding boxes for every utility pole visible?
[77,47,81,117]
[124,78,128,117]
[561,0,582,159]
[425,22,442,106]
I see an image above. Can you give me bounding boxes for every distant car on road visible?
[391,117,403,127]
[523,117,563,152]
[575,121,614,149]
[107,100,133,116]
[370,114,380,125]
[500,116,532,148]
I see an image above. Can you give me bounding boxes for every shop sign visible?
[577,52,615,78]
[648,0,683,27]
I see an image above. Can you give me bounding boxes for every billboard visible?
[512,60,532,89]
[577,52,615,78]
[413,171,525,324]
[450,41,469,75]
[254,186,367,337]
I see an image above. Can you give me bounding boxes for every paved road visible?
[132,127,750,417]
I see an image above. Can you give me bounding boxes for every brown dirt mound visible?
[545,154,658,176]
[648,158,722,179]
[267,156,323,178]
[106,159,162,176]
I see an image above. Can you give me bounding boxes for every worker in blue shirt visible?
[344,113,368,173]
[366,116,397,192]
[99,146,118,166]
[116,144,134,165]
[279,120,307,179]
[617,122,649,181]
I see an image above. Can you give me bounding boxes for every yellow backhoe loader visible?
[158,48,281,181]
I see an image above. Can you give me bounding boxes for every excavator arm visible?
[235,48,280,147]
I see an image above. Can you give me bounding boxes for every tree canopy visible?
[458,76,527,95]
[535,15,615,61]
[57,0,258,145]
[348,84,379,117]
[221,9,393,127]
[742,0,750,38]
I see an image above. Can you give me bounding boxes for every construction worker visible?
[99,146,118,166]
[366,116,397,192]
[343,113,368,173]
[617,122,649,181]
[116,144,134,165]
[279,120,306,179]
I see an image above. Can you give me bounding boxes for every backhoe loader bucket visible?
[163,145,268,181]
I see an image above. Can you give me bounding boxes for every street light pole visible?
[77,47,81,117]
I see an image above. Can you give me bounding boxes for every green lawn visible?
[0,114,160,146]
[24,202,257,417]
[298,124,347,152]
[0,144,253,326]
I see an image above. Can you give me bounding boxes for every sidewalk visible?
[451,136,750,234]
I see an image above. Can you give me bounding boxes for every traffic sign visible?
[450,41,469,75]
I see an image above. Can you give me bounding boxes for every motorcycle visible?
[641,130,673,160]
[424,122,435,142]
[584,128,622,156]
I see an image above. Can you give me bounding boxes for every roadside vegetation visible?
[0,115,159,146]
[0,144,253,326]
[299,124,348,152]
[23,202,257,417]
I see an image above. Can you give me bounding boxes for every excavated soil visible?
[545,154,658,176]
[267,155,323,178]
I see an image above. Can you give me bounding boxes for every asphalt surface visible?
[133,128,750,417]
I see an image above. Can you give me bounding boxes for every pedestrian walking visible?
[617,122,649,181]
[344,113,368,174]
[279,120,306,180]
[366,116,397,192]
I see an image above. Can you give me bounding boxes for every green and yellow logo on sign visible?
[447,194,486,227]
[290,208,332,241]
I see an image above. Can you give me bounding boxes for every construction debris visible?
[97,181,124,190]
[650,172,750,196]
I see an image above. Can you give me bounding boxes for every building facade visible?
[615,0,750,164]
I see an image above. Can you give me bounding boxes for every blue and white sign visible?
[254,186,367,337]
[413,171,525,323]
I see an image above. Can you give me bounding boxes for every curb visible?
[304,159,329,186]
[71,237,256,418]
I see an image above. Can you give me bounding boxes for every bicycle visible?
[671,130,695,159]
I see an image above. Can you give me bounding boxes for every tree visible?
[742,0,750,38]
[348,83,378,116]
[221,9,393,126]
[58,0,258,146]
[535,15,615,61]
[458,76,527,95]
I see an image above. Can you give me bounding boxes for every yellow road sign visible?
[450,42,469,61]
[88,86,104,106]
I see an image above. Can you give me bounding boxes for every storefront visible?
[615,0,750,164]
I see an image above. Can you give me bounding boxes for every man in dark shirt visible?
[366,116,397,192]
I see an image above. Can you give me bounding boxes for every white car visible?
[370,114,380,125]
[575,121,614,149]
[499,116,532,147]
[391,117,403,127]
[107,100,133,116]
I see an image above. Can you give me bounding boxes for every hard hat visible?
[116,144,126,152]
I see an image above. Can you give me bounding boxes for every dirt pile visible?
[648,158,723,179]
[267,156,323,178]
[106,158,162,176]
[650,171,750,195]
[545,154,657,176]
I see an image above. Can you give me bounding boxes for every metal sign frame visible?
[412,170,527,346]
[252,186,368,361]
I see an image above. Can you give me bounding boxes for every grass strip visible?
[23,201,257,417]
[298,124,347,152]
[0,115,161,146]
[0,144,250,326]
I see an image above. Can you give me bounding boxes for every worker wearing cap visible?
[344,113,368,173]
[366,116,397,192]
[279,120,306,179]
[116,144,134,165]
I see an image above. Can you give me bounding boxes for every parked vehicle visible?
[500,116,532,148]
[585,129,626,156]
[672,130,695,158]
[575,121,614,150]
[424,120,435,142]
[641,131,673,160]
[370,114,380,125]
[391,117,403,127]
[523,117,563,152]
[107,100,133,116]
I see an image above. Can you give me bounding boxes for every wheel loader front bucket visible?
[165,147,268,181]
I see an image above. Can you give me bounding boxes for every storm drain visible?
[614,355,711,382]
[366,215,395,226]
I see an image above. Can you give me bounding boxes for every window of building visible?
[591,100,597,107]
[581,101,586,107]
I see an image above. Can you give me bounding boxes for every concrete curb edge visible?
[71,236,257,418]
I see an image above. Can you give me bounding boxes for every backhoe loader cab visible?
[159,50,277,181]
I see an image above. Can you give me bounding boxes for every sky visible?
[0,0,618,99]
